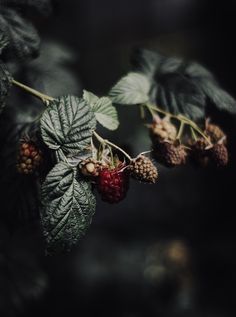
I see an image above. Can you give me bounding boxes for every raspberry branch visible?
[93,131,132,161]
[190,127,198,141]
[12,79,54,104]
[176,121,185,140]
[145,103,211,145]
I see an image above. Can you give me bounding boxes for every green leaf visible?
[83,90,99,107]
[40,95,96,154]
[131,48,236,119]
[83,90,119,130]
[0,61,12,113]
[41,162,96,253]
[109,72,151,105]
[197,79,236,114]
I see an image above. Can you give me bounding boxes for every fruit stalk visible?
[145,103,211,144]
[93,131,132,161]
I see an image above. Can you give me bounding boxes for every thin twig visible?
[145,103,211,144]
[12,79,54,104]
[93,131,132,161]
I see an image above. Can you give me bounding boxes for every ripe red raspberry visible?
[96,166,129,203]
[17,141,43,174]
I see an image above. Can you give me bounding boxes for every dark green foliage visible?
[131,48,236,119]
[41,162,96,254]
[0,8,40,60]
[2,0,52,16]
[40,95,96,154]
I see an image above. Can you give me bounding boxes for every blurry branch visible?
[12,79,54,104]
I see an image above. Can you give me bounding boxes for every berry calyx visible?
[80,158,105,177]
[205,121,227,144]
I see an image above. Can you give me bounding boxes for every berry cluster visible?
[80,153,158,204]
[190,122,228,167]
[149,115,229,168]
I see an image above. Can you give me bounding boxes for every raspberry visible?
[80,158,104,177]
[17,141,43,174]
[205,123,226,144]
[153,141,187,167]
[96,165,129,203]
[149,116,177,143]
[128,155,158,183]
[210,143,229,167]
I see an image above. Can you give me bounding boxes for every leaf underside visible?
[109,72,151,105]
[83,90,119,130]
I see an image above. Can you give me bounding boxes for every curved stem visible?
[146,103,156,118]
[190,127,197,141]
[12,79,54,104]
[145,103,211,145]
[93,131,132,161]
[176,121,185,140]
[146,103,173,118]
[181,116,211,143]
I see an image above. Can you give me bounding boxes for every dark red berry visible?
[96,166,129,203]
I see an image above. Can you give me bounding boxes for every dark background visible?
[1,0,236,316]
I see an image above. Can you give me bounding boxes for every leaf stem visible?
[12,79,54,104]
[93,131,132,161]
